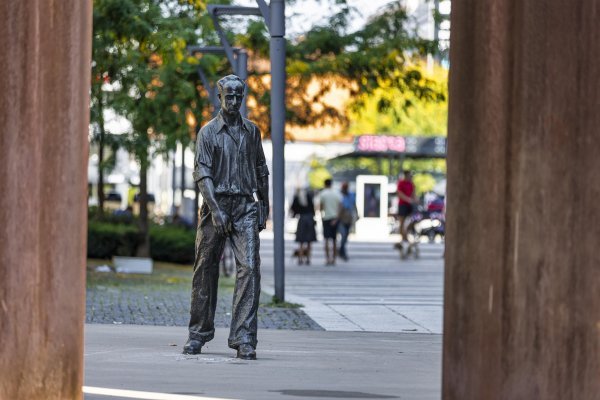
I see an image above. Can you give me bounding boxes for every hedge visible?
[87,221,196,264]
[149,225,195,264]
[87,221,141,259]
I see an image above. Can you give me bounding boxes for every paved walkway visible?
[83,235,445,400]
[84,325,442,400]
[260,234,445,334]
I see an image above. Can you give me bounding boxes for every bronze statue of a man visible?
[183,74,269,360]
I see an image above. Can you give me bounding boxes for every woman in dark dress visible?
[290,188,317,265]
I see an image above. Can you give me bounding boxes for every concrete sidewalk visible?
[259,236,445,334]
[84,237,445,399]
[84,324,442,400]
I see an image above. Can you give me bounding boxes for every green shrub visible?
[87,221,142,259]
[149,225,196,264]
[87,219,196,264]
[88,206,137,225]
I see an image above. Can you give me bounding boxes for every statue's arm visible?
[198,178,230,235]
[197,177,219,215]
[257,175,269,228]
[194,128,229,234]
[254,126,270,229]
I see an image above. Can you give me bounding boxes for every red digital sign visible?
[356,135,406,152]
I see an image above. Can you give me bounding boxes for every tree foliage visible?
[233,0,445,137]
[91,0,215,255]
[348,62,448,135]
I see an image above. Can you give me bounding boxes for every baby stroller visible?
[398,207,445,259]
[412,210,445,243]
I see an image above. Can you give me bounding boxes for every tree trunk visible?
[96,95,106,218]
[180,141,186,213]
[171,151,177,216]
[136,156,150,257]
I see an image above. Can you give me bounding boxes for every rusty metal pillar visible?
[0,1,92,399]
[443,1,600,399]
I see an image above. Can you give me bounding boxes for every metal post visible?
[237,49,249,117]
[195,66,220,115]
[270,0,286,302]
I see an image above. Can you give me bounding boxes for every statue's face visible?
[219,81,244,115]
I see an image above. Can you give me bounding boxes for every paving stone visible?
[86,287,323,331]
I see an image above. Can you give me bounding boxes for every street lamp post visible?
[268,0,286,302]
[237,49,249,116]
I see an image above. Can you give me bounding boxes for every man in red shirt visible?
[396,170,417,249]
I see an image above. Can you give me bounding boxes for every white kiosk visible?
[355,175,389,239]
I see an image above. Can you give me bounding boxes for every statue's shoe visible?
[182,339,203,355]
[236,344,256,360]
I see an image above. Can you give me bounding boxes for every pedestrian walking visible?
[319,178,342,266]
[338,182,358,261]
[290,187,317,265]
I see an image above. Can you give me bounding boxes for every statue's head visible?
[217,74,246,115]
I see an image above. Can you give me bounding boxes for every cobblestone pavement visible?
[86,286,323,331]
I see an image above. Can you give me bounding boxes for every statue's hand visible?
[258,201,269,231]
[211,209,230,235]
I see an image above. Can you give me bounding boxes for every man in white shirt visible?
[319,178,342,265]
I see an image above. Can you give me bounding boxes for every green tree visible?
[91,0,147,217]
[306,158,332,189]
[348,63,448,136]
[92,0,213,256]
[234,1,444,137]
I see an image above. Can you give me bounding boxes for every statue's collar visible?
[215,111,252,133]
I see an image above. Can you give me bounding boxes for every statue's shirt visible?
[193,111,269,196]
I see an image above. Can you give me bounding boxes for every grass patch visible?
[87,259,234,292]
[261,295,303,309]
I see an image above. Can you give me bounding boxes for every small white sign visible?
[113,256,153,274]
[355,175,389,239]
